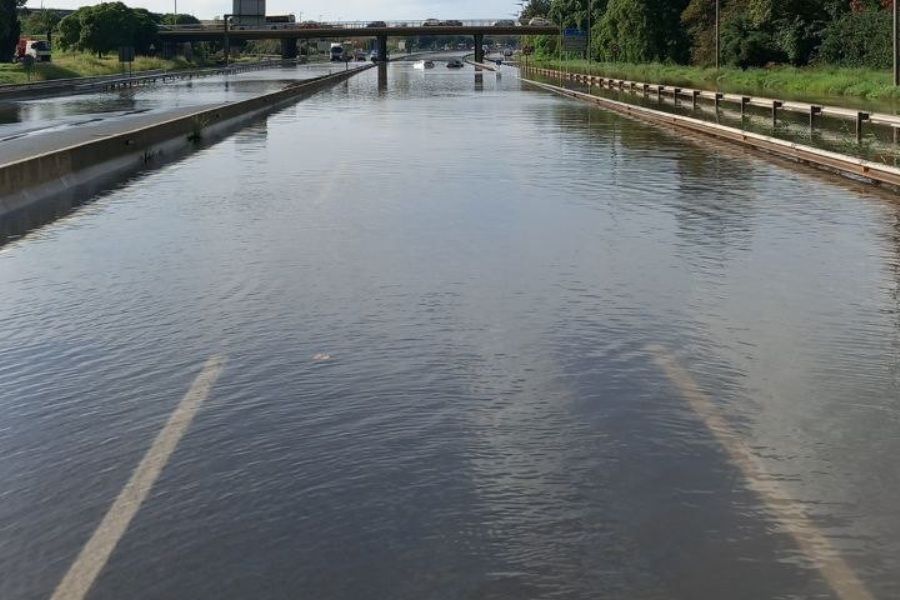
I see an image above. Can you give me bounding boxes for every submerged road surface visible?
[1,62,899,600]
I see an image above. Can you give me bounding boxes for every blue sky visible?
[31,0,524,20]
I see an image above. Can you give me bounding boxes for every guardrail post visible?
[714,93,723,112]
[809,105,822,134]
[618,80,624,91]
[856,112,870,143]
[772,100,783,128]
[642,83,649,97]
[673,88,681,107]
[657,85,663,102]
[740,96,750,120]
[630,82,636,93]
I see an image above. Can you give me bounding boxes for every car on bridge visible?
[492,20,516,27]
[366,21,387,28]
[423,18,441,26]
[441,20,464,26]
[529,17,552,26]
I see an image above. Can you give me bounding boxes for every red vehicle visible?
[16,38,52,62]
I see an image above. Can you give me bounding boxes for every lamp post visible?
[715,0,720,71]
[587,0,592,70]
[894,0,899,86]
[223,13,233,67]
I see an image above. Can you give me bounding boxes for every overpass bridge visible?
[158,21,559,62]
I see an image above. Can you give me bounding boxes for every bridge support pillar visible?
[162,40,177,60]
[281,38,298,60]
[376,35,388,63]
[474,34,485,63]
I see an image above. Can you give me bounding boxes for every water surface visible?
[1,61,899,600]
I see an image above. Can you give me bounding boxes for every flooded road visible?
[1,61,899,600]
[0,63,338,144]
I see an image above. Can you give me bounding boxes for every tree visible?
[519,0,552,23]
[596,0,690,63]
[0,0,26,62]
[161,13,200,26]
[56,2,161,57]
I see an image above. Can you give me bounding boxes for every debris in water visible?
[312,353,333,363]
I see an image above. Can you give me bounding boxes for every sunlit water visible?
[1,62,899,600]
[0,63,339,142]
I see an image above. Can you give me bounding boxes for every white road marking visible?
[50,354,226,600]
[647,344,874,600]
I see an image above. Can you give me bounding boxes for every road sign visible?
[563,29,587,53]
[118,46,135,63]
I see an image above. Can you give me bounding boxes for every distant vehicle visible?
[266,14,295,24]
[503,48,514,57]
[492,19,516,27]
[423,18,441,26]
[446,58,464,69]
[330,43,345,61]
[299,21,322,29]
[354,50,367,61]
[529,17,552,26]
[366,21,387,28]
[413,60,435,70]
[441,19,463,26]
[15,38,51,63]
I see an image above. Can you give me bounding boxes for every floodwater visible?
[0,63,338,143]
[1,61,899,600]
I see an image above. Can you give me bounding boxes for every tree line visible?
[521,0,897,68]
[1,1,200,62]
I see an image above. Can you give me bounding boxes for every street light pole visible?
[894,0,899,86]
[587,0,592,70]
[715,0,720,71]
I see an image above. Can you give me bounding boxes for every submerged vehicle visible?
[413,60,436,70]
[446,58,464,69]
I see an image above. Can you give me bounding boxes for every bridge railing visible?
[158,19,524,32]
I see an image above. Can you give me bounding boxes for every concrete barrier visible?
[0,65,372,239]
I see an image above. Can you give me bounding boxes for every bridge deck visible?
[159,25,559,42]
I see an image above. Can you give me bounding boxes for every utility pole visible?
[894,0,899,86]
[715,0,720,71]
[587,0,592,69]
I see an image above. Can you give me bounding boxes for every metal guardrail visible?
[0,59,292,98]
[522,74,900,189]
[529,66,900,139]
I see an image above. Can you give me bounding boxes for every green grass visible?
[0,52,199,85]
[528,58,900,105]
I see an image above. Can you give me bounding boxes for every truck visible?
[329,43,344,62]
[16,38,52,63]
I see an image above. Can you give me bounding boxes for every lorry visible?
[16,38,52,63]
[329,43,344,61]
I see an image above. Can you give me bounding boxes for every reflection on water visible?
[0,64,337,142]
[0,62,899,600]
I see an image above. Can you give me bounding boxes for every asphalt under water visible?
[1,61,899,600]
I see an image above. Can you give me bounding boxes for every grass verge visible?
[0,52,199,85]
[527,58,900,105]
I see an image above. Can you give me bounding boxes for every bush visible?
[818,8,892,68]
[720,16,786,68]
